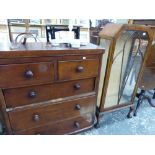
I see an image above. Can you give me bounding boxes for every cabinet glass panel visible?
[104,30,149,108]
[97,39,111,106]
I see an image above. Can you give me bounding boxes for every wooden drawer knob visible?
[28,91,37,98]
[76,66,84,72]
[33,114,40,122]
[75,104,81,110]
[74,121,80,128]
[74,84,81,90]
[25,70,34,78]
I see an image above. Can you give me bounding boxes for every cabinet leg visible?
[134,98,142,116]
[127,106,134,118]
[94,118,100,129]
[94,107,100,129]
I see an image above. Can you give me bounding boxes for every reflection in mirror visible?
[104,30,149,108]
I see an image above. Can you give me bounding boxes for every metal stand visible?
[45,25,80,43]
[133,89,155,116]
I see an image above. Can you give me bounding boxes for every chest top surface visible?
[0,42,104,58]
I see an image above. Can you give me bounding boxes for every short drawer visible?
[4,78,95,108]
[58,59,99,80]
[15,113,95,135]
[0,62,55,88]
[8,96,96,131]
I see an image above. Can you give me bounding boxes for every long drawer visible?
[8,96,96,131]
[15,113,94,135]
[4,78,95,108]
[0,62,55,88]
[58,59,99,80]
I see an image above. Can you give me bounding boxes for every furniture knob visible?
[28,91,37,98]
[75,104,81,110]
[74,121,80,128]
[25,70,34,78]
[33,114,40,122]
[74,84,81,90]
[76,66,84,72]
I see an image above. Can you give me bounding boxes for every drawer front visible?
[15,114,94,135]
[58,59,99,80]
[0,62,54,88]
[8,96,96,131]
[4,78,95,108]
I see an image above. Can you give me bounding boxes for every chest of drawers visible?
[0,43,104,135]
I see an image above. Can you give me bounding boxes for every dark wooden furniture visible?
[90,27,101,45]
[139,42,155,90]
[0,42,104,135]
[129,20,155,115]
[45,25,81,42]
[96,24,154,127]
[130,20,155,26]
[135,31,155,115]
[89,20,113,45]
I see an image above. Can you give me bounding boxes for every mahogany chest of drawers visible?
[0,43,104,135]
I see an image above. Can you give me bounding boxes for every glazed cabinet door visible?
[98,29,149,111]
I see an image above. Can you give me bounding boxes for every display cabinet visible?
[96,23,154,127]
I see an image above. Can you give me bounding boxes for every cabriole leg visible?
[127,106,134,118]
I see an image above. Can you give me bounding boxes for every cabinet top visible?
[0,42,104,59]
